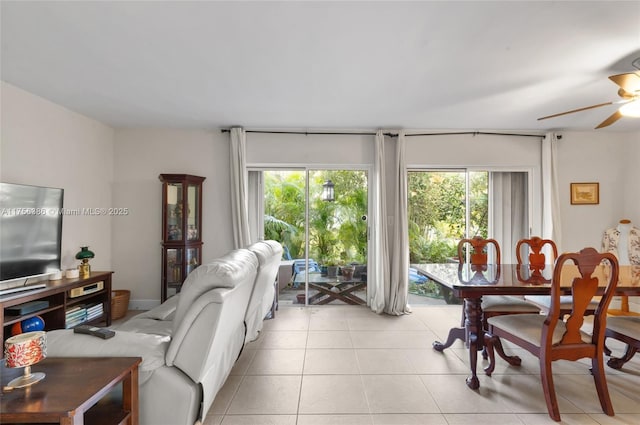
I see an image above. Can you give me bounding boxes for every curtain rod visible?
[220,129,544,139]
[404,131,544,139]
[220,129,391,136]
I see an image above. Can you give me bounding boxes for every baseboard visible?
[128,299,161,311]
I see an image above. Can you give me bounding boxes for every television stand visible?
[0,271,113,344]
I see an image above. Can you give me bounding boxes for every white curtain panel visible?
[491,172,528,263]
[369,130,389,313]
[247,171,263,241]
[230,127,252,248]
[386,131,411,315]
[542,133,562,251]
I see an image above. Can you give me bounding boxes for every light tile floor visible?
[202,305,639,425]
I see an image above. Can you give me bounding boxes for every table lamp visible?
[4,331,47,388]
[76,246,95,278]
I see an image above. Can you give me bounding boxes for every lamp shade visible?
[4,331,47,368]
[4,331,47,388]
[75,246,95,260]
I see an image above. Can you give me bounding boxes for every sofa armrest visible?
[134,295,180,321]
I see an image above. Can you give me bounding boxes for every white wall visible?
[112,129,232,306]
[246,132,374,165]
[623,136,640,220]
[555,131,639,252]
[0,82,115,273]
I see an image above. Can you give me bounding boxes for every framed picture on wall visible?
[570,182,599,205]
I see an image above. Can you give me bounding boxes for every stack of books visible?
[65,303,104,328]
[65,306,87,328]
[85,303,103,322]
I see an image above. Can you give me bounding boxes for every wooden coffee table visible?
[1,356,141,425]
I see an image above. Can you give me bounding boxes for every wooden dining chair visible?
[604,316,640,369]
[484,247,619,422]
[457,236,540,356]
[516,236,558,269]
[520,237,599,317]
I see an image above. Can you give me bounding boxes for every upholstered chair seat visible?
[482,295,541,313]
[605,316,640,369]
[488,314,592,347]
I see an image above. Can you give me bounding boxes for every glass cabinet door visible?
[166,182,184,242]
[186,247,199,275]
[166,248,183,287]
[187,184,199,241]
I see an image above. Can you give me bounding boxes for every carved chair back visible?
[457,236,501,266]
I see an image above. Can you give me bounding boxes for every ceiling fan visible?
[538,70,640,129]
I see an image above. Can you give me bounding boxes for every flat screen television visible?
[0,182,64,284]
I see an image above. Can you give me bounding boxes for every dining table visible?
[412,262,640,390]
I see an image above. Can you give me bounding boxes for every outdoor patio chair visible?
[291,259,321,288]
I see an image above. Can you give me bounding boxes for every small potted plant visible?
[325,256,339,278]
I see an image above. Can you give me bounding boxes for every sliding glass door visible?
[251,168,368,306]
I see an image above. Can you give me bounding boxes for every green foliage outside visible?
[264,170,368,265]
[408,171,488,263]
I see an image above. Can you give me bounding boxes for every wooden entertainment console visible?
[0,271,113,344]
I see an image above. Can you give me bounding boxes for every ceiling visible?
[2,1,640,132]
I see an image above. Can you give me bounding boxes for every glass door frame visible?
[249,165,372,306]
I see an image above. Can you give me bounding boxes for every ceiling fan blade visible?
[595,110,623,129]
[537,102,613,121]
[609,72,640,93]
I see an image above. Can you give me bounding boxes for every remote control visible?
[73,325,115,339]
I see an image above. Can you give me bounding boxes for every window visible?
[408,169,529,301]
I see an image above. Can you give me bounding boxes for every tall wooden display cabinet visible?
[159,174,205,301]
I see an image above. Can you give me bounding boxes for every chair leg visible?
[592,355,615,416]
[493,337,522,367]
[483,333,497,376]
[607,344,638,370]
[539,355,561,422]
[481,346,489,360]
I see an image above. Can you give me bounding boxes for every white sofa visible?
[115,240,283,343]
[46,241,282,425]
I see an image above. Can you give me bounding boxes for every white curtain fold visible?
[386,131,411,315]
[230,127,252,248]
[542,133,562,251]
[491,172,528,263]
[369,130,389,313]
